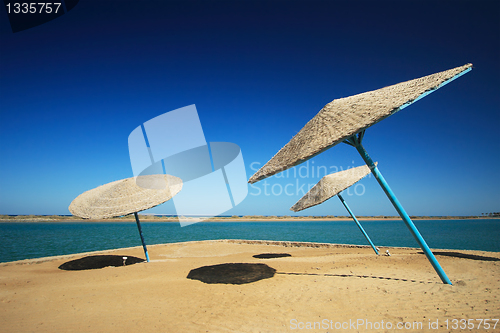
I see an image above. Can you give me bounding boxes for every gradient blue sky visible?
[0,0,498,217]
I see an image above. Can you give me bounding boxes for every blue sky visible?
[0,0,498,217]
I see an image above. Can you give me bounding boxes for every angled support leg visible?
[346,132,452,285]
[134,212,150,262]
[337,193,379,255]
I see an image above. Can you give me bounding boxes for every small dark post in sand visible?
[69,174,183,262]
[250,64,473,285]
[291,164,379,255]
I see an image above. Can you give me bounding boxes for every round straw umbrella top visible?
[249,63,472,184]
[69,174,183,219]
[290,164,373,212]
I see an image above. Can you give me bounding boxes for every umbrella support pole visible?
[134,212,150,262]
[337,193,379,255]
[345,132,452,285]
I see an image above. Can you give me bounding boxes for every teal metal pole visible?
[134,212,150,262]
[338,193,379,255]
[349,135,452,285]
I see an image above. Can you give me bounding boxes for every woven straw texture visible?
[291,164,372,212]
[69,175,183,219]
[249,63,472,183]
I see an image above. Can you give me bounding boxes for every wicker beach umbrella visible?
[69,174,183,262]
[291,164,379,254]
[250,64,473,284]
[291,164,371,212]
[249,63,472,184]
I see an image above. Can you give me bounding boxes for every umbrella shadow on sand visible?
[253,253,292,259]
[419,252,500,262]
[187,253,295,284]
[58,255,145,271]
[187,263,277,284]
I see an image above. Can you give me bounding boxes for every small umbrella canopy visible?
[69,174,183,219]
[290,164,372,212]
[290,164,379,255]
[249,63,472,183]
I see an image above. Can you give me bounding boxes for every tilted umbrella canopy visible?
[249,63,472,183]
[69,174,183,219]
[290,164,379,255]
[290,164,372,212]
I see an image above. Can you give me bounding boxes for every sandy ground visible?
[1,240,499,332]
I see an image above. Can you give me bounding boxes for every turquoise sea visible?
[0,219,498,263]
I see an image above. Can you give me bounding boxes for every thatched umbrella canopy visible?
[290,164,379,254]
[249,63,472,183]
[69,174,182,219]
[69,174,182,262]
[290,164,372,212]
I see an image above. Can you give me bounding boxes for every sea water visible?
[0,219,498,263]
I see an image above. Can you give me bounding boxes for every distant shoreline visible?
[0,214,498,223]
